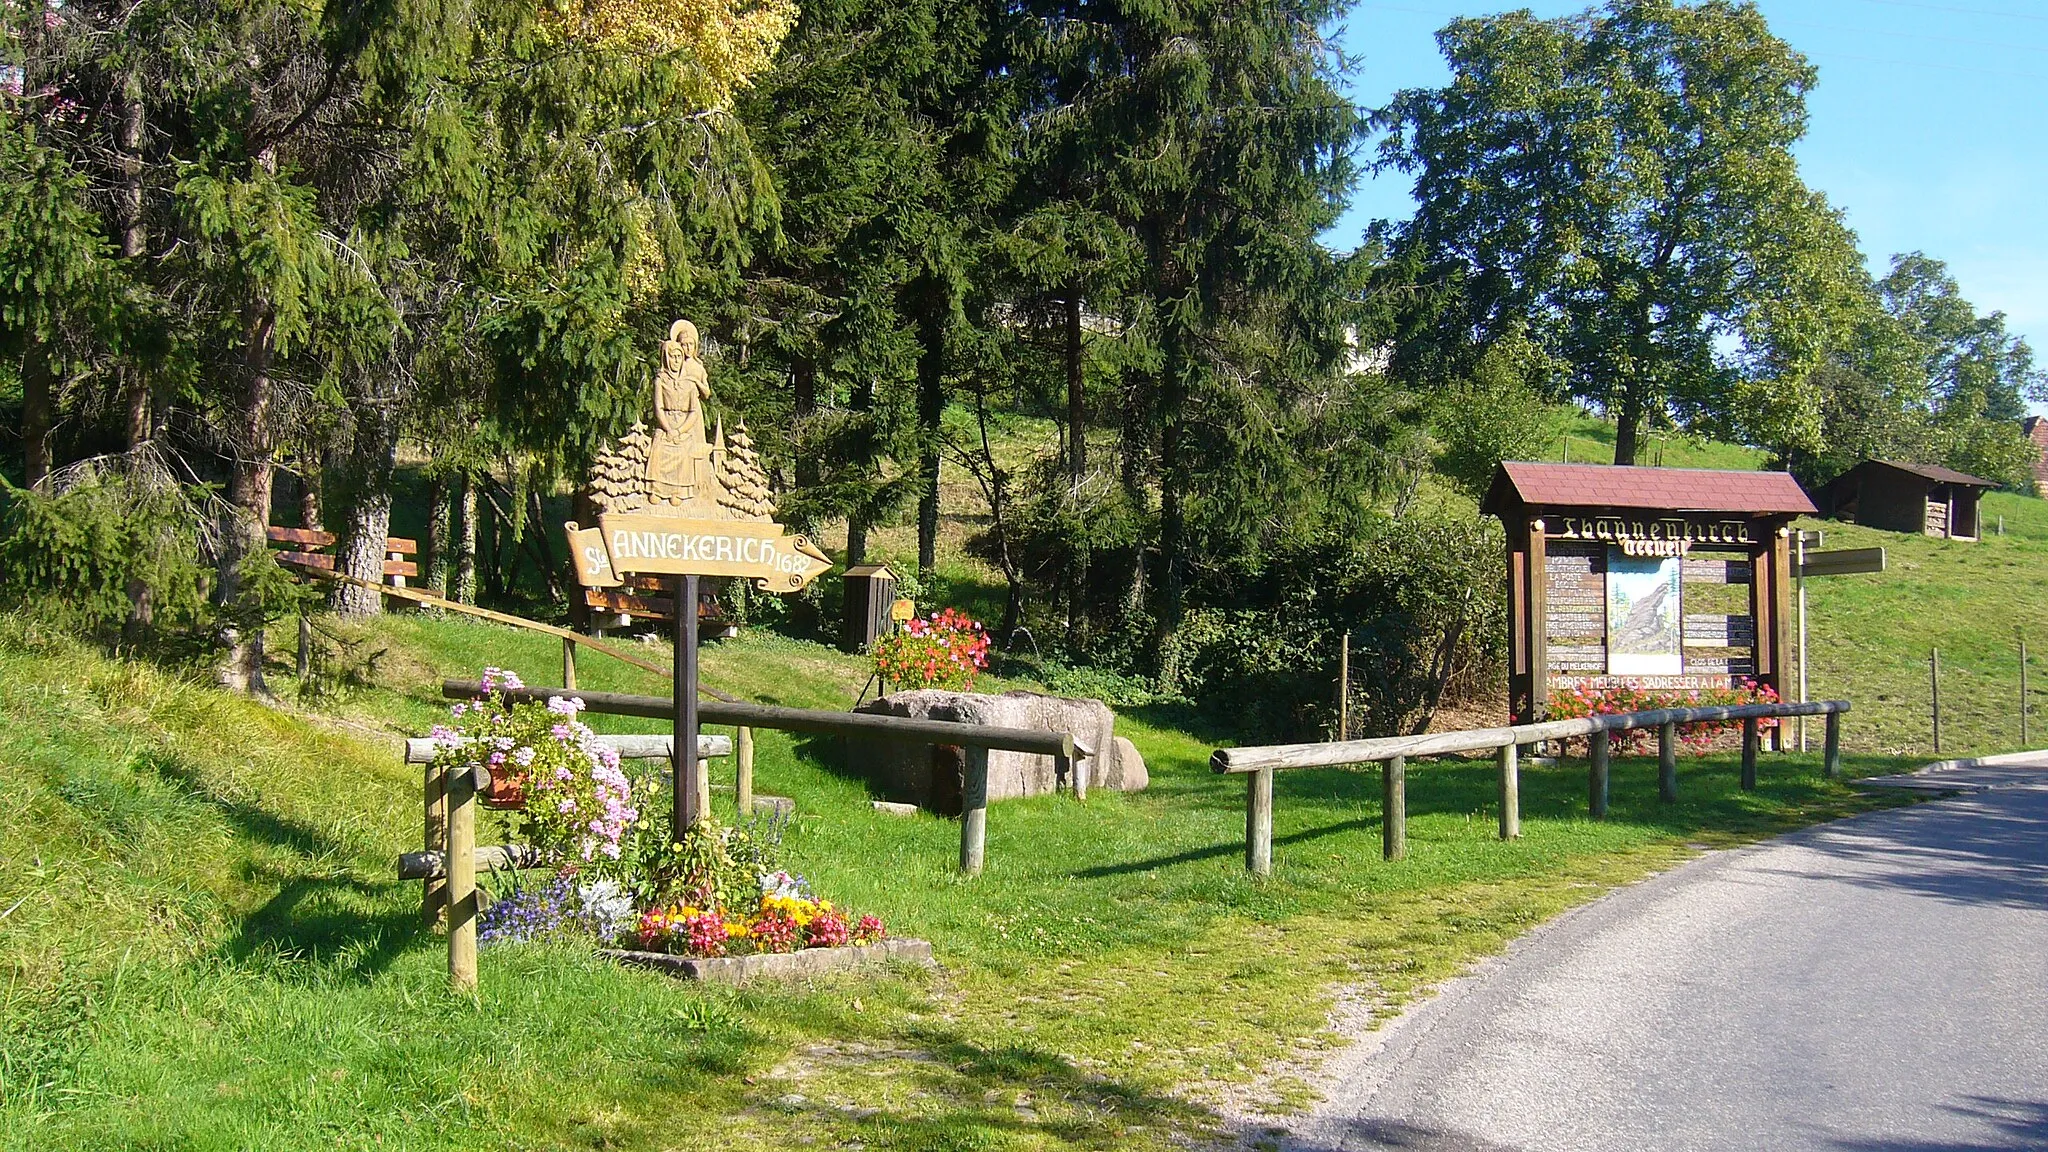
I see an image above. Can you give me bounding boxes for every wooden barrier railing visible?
[444,681,1093,880]
[1212,700,1851,877]
[409,732,732,991]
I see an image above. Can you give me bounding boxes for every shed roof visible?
[1482,461,1817,517]
[1840,459,1998,489]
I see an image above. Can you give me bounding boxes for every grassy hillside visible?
[0,610,1915,1150]
[1800,489,2048,757]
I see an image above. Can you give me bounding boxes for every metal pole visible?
[673,573,701,841]
[2022,640,2030,748]
[1796,534,1808,752]
[1337,631,1351,741]
[1930,647,1942,756]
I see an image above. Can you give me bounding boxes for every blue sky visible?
[1330,0,2048,358]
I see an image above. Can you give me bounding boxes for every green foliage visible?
[0,471,214,642]
[1378,0,1865,464]
[1429,332,1565,499]
[1160,511,1509,740]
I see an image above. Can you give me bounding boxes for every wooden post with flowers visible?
[566,319,831,846]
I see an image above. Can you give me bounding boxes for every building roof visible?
[1482,461,1817,517]
[1841,459,1998,489]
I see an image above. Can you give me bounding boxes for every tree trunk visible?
[218,293,277,693]
[119,70,149,448]
[1065,289,1088,651]
[913,287,946,580]
[426,473,452,597]
[330,405,398,617]
[845,374,874,565]
[453,475,478,604]
[1613,387,1645,466]
[1066,290,1085,490]
[793,356,818,492]
[1157,325,1186,639]
[21,344,53,487]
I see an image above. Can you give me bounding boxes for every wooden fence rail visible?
[1213,699,1851,877]
[443,681,1093,880]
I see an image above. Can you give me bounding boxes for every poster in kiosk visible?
[1481,461,1818,745]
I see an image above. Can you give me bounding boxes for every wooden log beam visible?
[1658,722,1679,804]
[447,763,481,992]
[1246,766,1274,877]
[1382,755,1406,861]
[1741,717,1760,790]
[1498,742,1520,840]
[406,733,730,764]
[1210,701,1853,774]
[450,682,1089,760]
[960,746,989,877]
[1589,728,1610,819]
[399,843,548,881]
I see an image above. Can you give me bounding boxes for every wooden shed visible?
[841,563,899,653]
[1819,460,1996,541]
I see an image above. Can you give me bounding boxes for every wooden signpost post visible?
[568,319,831,841]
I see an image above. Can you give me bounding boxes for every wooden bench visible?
[586,573,738,637]
[268,525,418,585]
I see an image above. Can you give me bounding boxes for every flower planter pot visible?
[482,767,528,810]
[599,938,935,985]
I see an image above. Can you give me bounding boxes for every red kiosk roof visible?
[1482,462,1817,517]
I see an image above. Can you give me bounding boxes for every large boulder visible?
[851,689,1146,813]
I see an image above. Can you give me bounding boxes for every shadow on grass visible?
[143,750,426,979]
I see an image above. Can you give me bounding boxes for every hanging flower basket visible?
[483,765,529,810]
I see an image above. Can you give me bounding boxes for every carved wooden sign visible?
[567,319,830,592]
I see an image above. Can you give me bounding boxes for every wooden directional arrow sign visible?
[566,317,837,843]
[1792,546,1885,578]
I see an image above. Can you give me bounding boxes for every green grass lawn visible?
[1,610,1922,1151]
[1798,489,2048,757]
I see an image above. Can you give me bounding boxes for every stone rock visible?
[850,689,1146,813]
[1104,736,1148,792]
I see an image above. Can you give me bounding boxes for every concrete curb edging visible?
[600,938,935,984]
[1910,748,2048,772]
[1854,748,2048,794]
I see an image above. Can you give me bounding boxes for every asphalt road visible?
[1284,764,2048,1152]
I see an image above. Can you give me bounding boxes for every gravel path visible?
[1281,763,2048,1152]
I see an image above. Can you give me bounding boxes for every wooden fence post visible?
[960,746,989,877]
[1931,647,1942,755]
[1336,632,1351,741]
[1823,710,1842,779]
[1247,766,1275,876]
[1658,722,1678,803]
[297,613,312,681]
[736,726,755,815]
[423,760,448,927]
[1588,728,1610,818]
[1497,743,1520,840]
[562,636,577,691]
[695,756,713,824]
[447,765,478,992]
[1740,717,1759,791]
[1383,755,1406,861]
